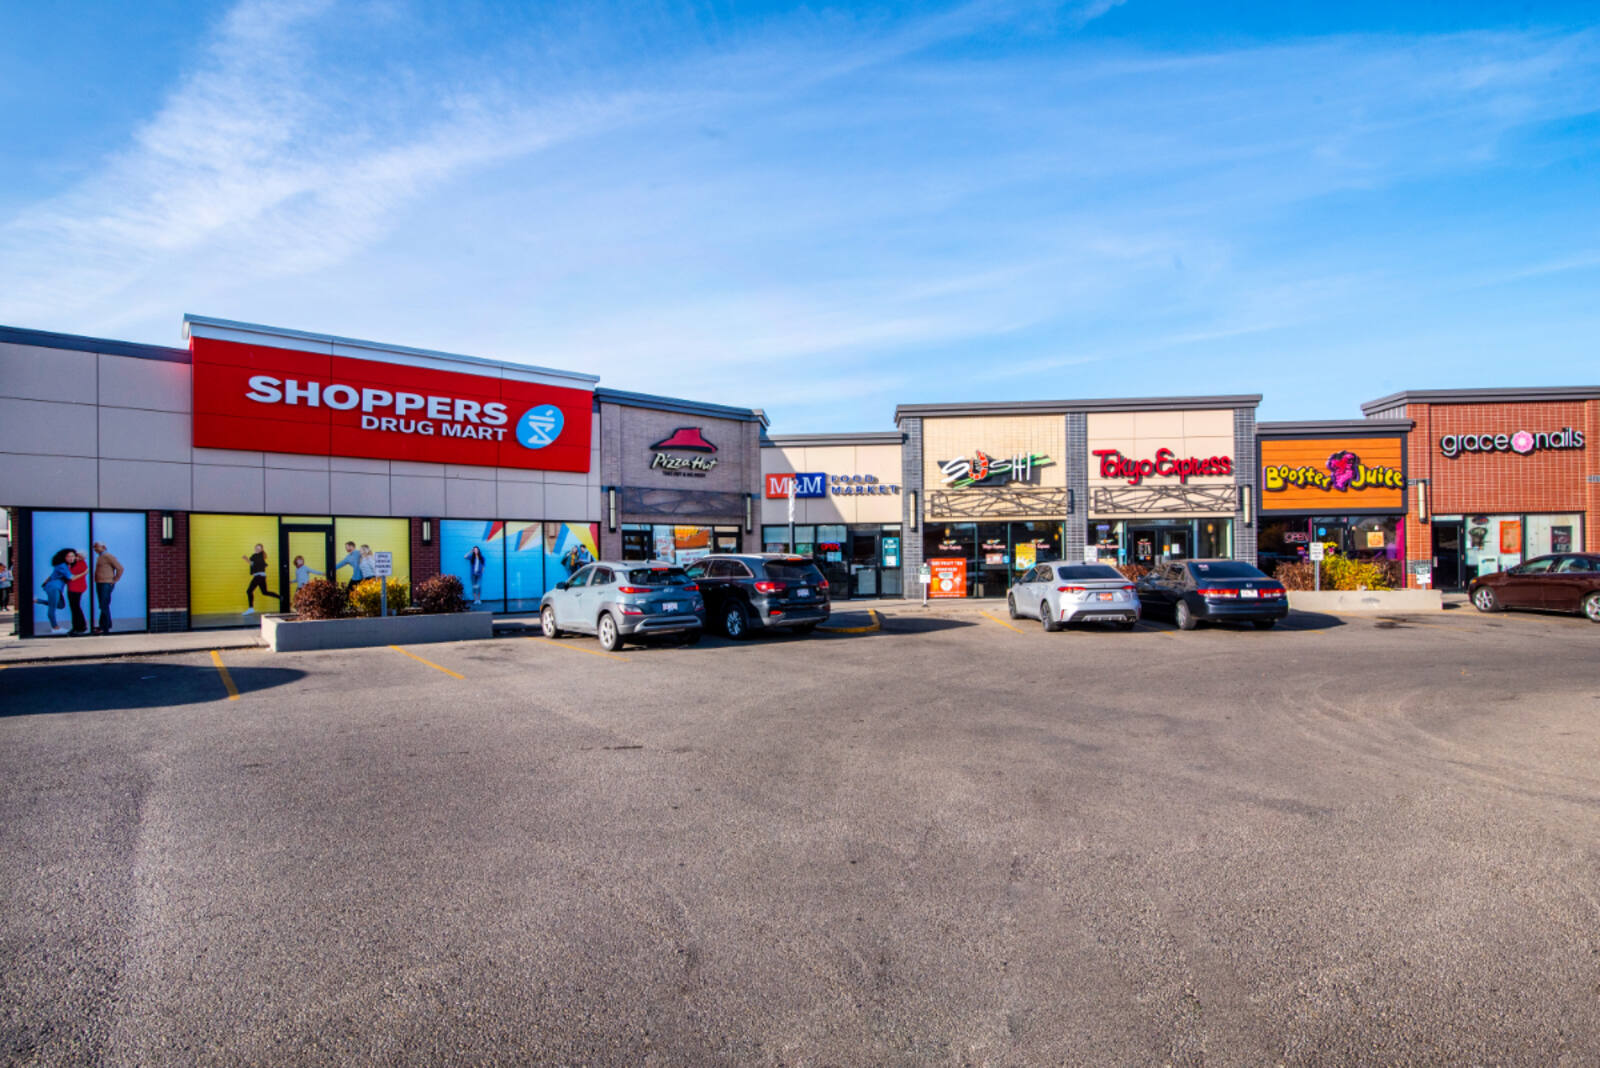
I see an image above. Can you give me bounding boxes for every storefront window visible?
[1009,521,1062,573]
[1464,515,1523,577]
[1526,514,1583,557]
[1088,518,1232,569]
[622,524,652,560]
[191,513,282,628]
[761,525,789,552]
[922,521,1062,596]
[440,520,508,611]
[30,510,148,635]
[334,517,410,595]
[637,524,739,565]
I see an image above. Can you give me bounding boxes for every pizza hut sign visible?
[650,427,719,477]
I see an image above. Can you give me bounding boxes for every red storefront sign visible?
[191,337,592,472]
[927,557,967,598]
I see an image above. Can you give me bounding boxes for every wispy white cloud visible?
[1,4,1597,430]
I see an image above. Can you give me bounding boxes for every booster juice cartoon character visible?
[1326,450,1359,492]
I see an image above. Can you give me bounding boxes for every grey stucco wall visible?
[0,340,601,521]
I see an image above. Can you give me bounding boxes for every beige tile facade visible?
[760,443,904,526]
[922,415,1067,490]
[1087,409,1236,518]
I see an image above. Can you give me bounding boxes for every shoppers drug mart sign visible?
[190,335,593,472]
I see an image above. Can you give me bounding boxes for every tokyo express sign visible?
[191,336,593,471]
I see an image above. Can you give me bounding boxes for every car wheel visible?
[1041,602,1060,633]
[1175,600,1198,630]
[540,606,561,638]
[1007,594,1020,619]
[1253,619,1277,630]
[597,613,623,652]
[1472,586,1500,613]
[1584,592,1600,623]
[723,602,749,640]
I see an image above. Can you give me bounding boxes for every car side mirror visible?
[556,581,568,591]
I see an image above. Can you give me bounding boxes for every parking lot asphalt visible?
[3,607,1600,1065]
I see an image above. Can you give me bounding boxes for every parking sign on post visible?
[373,552,394,615]
[1308,542,1325,592]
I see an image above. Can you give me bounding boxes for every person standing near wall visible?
[67,548,90,634]
[465,545,485,606]
[91,541,124,634]
[0,559,11,611]
[336,541,363,594]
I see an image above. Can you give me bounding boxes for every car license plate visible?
[796,588,810,598]
[662,601,680,612]
[1239,589,1259,599]
[1097,592,1114,601]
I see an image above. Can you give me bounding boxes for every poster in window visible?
[1499,520,1522,555]
[440,520,507,612]
[1552,526,1573,553]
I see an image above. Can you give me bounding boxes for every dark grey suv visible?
[685,554,831,638]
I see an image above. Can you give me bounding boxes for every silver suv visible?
[539,560,704,651]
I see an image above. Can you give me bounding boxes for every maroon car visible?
[1469,553,1600,622]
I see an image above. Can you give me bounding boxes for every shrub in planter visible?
[348,577,411,617]
[292,577,348,620]
[413,573,468,614]
[1273,547,1396,592]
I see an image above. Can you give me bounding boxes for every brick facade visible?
[147,510,189,632]
[410,517,440,584]
[1394,398,1599,587]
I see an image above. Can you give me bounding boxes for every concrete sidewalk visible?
[0,623,264,666]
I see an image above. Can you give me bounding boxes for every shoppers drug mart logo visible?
[516,404,564,450]
[1439,428,1585,458]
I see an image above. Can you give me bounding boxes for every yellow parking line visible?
[209,649,240,700]
[388,644,465,679]
[820,609,880,634]
[526,636,629,662]
[979,610,1025,634]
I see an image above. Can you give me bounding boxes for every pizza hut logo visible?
[650,427,719,475]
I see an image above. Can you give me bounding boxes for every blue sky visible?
[2,1,1596,432]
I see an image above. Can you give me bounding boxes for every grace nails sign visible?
[1439,428,1585,459]
[938,451,1053,488]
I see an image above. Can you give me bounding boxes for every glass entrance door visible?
[1431,520,1464,590]
[281,524,335,611]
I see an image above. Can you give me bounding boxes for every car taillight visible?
[818,579,829,590]
[1197,588,1238,598]
[754,581,787,594]
[1259,588,1285,598]
[619,605,643,615]
[1121,585,1136,592]
[684,583,699,592]
[1056,586,1086,594]
[617,586,650,594]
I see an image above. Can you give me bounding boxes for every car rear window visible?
[625,567,693,586]
[1186,561,1266,579]
[765,561,825,584]
[1055,565,1124,581]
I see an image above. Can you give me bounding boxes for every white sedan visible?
[1008,562,1140,631]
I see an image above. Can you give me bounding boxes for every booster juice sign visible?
[191,337,593,471]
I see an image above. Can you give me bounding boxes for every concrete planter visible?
[1287,589,1443,613]
[262,611,492,652]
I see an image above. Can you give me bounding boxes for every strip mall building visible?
[2,315,1596,634]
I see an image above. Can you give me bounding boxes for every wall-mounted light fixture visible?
[909,490,919,532]
[420,518,433,545]
[1066,488,1075,515]
[160,512,175,545]
[1415,480,1429,524]
[607,487,618,533]
[1240,485,1253,527]
[744,493,754,533]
